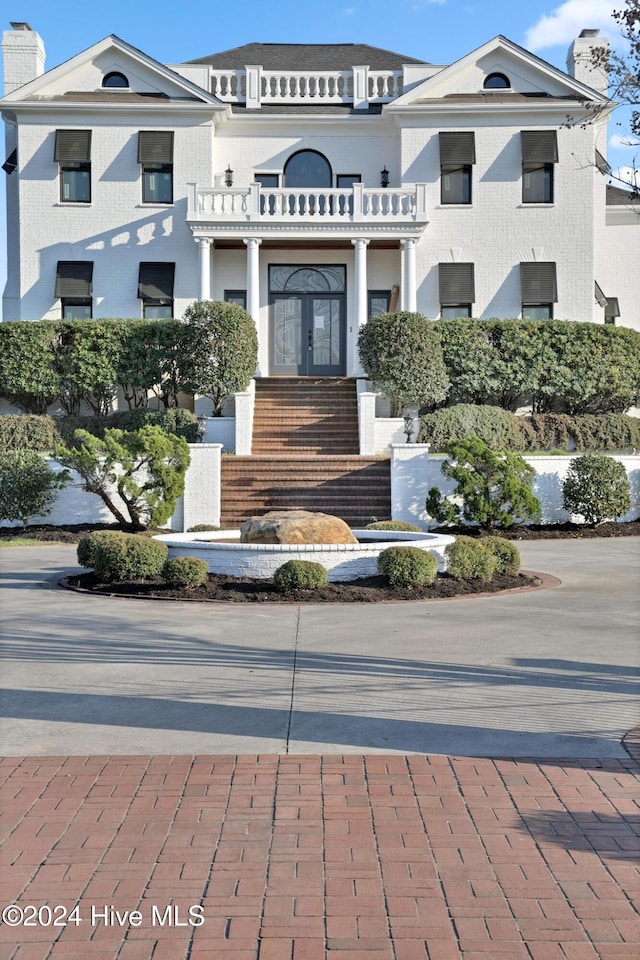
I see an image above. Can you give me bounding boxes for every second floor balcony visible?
[187,182,428,233]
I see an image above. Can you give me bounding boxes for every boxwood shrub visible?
[77,530,126,568]
[162,556,210,588]
[481,536,521,576]
[274,560,328,591]
[377,546,438,587]
[365,520,423,532]
[445,536,497,582]
[418,404,533,451]
[0,414,59,452]
[91,533,168,583]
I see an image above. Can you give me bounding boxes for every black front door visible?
[271,293,344,375]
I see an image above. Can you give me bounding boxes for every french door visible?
[269,265,346,376]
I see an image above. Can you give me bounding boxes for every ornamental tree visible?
[358,311,449,415]
[562,453,631,524]
[426,435,541,529]
[0,451,69,528]
[55,425,190,530]
[180,301,258,416]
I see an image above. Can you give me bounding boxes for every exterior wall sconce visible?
[380,166,390,188]
[224,166,234,187]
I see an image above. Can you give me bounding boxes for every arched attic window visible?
[103,71,129,88]
[484,72,510,89]
[283,149,332,187]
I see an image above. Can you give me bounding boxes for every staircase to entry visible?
[220,377,391,528]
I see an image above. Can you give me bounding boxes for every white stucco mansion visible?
[2,22,639,381]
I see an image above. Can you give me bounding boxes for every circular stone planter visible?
[154,529,456,583]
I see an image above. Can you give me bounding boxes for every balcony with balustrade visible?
[187,181,428,240]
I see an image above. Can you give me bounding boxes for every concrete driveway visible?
[1,538,638,758]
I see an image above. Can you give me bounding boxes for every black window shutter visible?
[138,263,175,300]
[594,282,608,307]
[55,261,93,297]
[520,262,557,302]
[54,130,91,162]
[138,131,174,164]
[439,263,475,304]
[605,297,620,317]
[2,149,17,175]
[439,132,476,164]
[521,131,558,164]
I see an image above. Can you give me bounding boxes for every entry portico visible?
[188,180,427,375]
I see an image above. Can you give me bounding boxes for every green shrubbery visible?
[162,556,210,588]
[445,537,497,581]
[358,311,449,415]
[562,454,632,524]
[481,537,521,576]
[273,560,328,591]
[90,532,168,583]
[77,530,125,568]
[419,405,532,450]
[0,450,69,528]
[365,520,423,532]
[426,436,541,529]
[377,546,438,587]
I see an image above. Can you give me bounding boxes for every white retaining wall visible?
[391,445,640,528]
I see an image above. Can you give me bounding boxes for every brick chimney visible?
[2,22,45,96]
[566,29,609,95]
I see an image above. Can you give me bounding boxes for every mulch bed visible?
[65,570,542,603]
[1,519,638,545]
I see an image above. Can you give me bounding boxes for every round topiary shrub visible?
[365,520,423,532]
[377,546,438,588]
[77,530,126,568]
[481,536,521,576]
[445,536,497,582]
[562,454,631,524]
[92,533,168,583]
[162,556,210,588]
[273,560,328,592]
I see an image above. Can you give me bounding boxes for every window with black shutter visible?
[138,262,175,318]
[520,262,557,319]
[138,132,174,203]
[55,261,93,318]
[521,131,558,203]
[439,263,475,317]
[55,130,91,203]
[439,133,475,205]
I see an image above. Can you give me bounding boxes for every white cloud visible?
[609,165,640,189]
[526,1,618,52]
[609,134,640,150]
[343,6,356,15]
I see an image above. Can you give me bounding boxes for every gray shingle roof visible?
[188,43,427,70]
[606,184,639,205]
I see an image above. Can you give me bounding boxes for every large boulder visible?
[240,510,358,545]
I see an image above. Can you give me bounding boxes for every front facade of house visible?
[2,23,639,386]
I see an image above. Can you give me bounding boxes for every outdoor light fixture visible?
[224,165,234,187]
[380,166,390,188]
[196,416,208,442]
[403,408,418,443]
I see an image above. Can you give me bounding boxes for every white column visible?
[244,237,262,322]
[197,238,212,301]
[401,238,417,312]
[352,238,370,329]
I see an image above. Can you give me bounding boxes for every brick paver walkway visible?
[1,754,638,960]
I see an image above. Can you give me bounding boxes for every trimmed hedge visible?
[445,536,497,582]
[481,536,521,576]
[77,530,125,568]
[91,533,168,583]
[274,560,328,591]
[377,546,438,587]
[0,414,59,452]
[365,520,423,532]
[418,406,640,453]
[562,454,632,524]
[162,556,210,588]
[55,408,198,445]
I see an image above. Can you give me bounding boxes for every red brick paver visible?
[0,754,638,959]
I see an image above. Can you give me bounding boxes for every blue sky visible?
[1,0,637,317]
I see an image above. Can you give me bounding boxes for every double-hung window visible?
[439,263,475,318]
[55,130,91,203]
[521,262,557,319]
[138,262,175,318]
[439,132,475,205]
[521,131,557,204]
[55,261,93,318]
[138,132,174,204]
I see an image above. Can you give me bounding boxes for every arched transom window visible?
[283,150,332,187]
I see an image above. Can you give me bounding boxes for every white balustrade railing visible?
[191,184,427,222]
[209,68,402,106]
